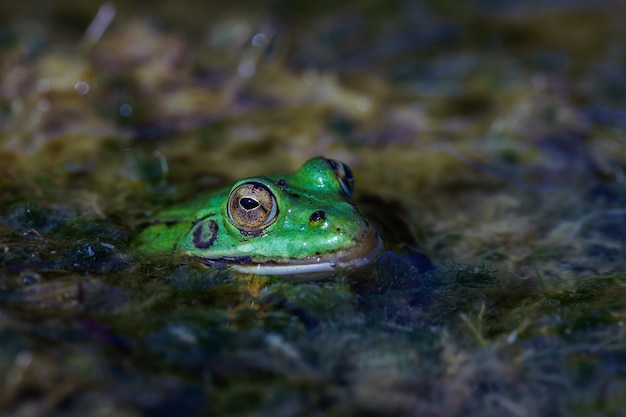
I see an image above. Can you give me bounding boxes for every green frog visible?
[134,157,382,275]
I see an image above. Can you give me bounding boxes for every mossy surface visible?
[1,1,626,415]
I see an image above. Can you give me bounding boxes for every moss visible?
[1,0,626,415]
[453,262,499,288]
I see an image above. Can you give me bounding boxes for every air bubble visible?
[74,81,90,95]
[119,103,133,117]
[252,33,268,47]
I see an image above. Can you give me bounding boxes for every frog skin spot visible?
[277,179,289,190]
[192,219,218,249]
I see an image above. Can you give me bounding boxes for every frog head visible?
[136,157,382,275]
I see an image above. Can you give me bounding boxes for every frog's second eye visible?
[227,181,278,233]
[327,159,355,196]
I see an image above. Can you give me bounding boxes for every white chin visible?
[231,240,383,276]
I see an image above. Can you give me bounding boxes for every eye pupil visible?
[240,197,259,210]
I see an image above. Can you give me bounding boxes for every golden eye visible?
[327,159,355,196]
[227,182,278,234]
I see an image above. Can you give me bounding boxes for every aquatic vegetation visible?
[0,0,625,415]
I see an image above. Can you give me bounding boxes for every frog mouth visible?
[201,229,383,276]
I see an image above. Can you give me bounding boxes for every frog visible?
[134,157,382,275]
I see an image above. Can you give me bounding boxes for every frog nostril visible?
[309,210,326,222]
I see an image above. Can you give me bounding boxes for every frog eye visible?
[327,159,355,196]
[227,181,278,234]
